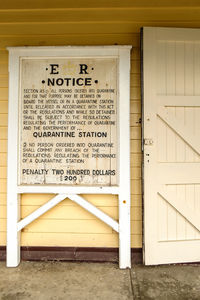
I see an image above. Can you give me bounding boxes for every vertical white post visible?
[118,48,131,268]
[7,49,21,267]
[119,192,131,269]
[7,193,21,267]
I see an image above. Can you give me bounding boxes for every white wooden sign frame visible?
[7,46,131,268]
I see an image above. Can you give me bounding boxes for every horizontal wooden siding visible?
[1,0,199,250]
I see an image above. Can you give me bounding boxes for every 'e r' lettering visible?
[79,64,88,74]
[50,64,59,74]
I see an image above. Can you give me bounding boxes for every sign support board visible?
[7,46,131,268]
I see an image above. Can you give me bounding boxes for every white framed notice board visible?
[7,46,131,268]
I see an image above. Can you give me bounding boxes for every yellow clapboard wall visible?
[0,0,199,249]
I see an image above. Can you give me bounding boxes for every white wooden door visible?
[143,27,200,265]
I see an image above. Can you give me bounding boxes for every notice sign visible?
[19,58,118,186]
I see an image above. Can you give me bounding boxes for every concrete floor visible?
[0,261,200,300]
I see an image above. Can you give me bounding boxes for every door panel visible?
[143,27,200,265]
